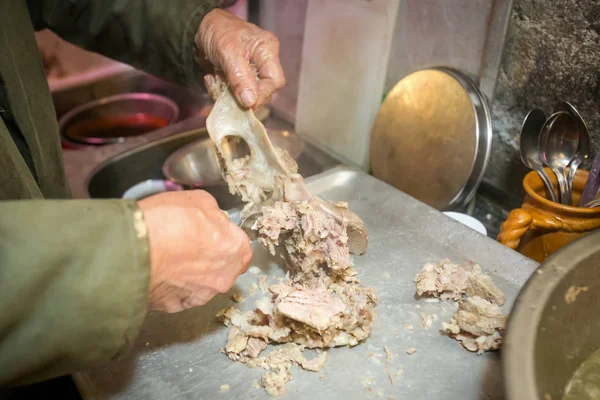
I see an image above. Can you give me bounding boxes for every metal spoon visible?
[539,112,579,205]
[519,109,558,202]
[553,102,590,204]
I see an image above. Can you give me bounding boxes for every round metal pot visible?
[504,229,600,399]
[58,93,179,145]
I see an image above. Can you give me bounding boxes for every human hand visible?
[138,190,252,313]
[196,8,285,109]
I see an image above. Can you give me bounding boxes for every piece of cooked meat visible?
[207,78,376,396]
[414,259,506,305]
[454,296,507,336]
[275,287,346,331]
[420,312,433,329]
[415,259,509,354]
[564,285,589,305]
[226,326,248,354]
[465,271,507,306]
[244,337,269,359]
[221,282,377,352]
[246,343,327,396]
[301,351,328,372]
[442,296,507,354]
[251,199,358,285]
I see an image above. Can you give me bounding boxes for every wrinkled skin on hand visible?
[139,191,253,313]
[196,8,285,109]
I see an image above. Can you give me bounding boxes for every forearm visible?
[27,0,219,89]
[0,199,150,386]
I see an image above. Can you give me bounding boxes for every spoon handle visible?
[535,167,558,203]
[554,168,571,205]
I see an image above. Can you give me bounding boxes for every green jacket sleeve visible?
[27,0,218,90]
[0,199,151,387]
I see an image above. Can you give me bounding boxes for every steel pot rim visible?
[503,229,600,400]
[58,92,180,145]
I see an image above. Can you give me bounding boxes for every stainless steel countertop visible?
[74,167,538,400]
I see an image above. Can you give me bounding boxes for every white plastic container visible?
[443,212,487,236]
[122,180,183,200]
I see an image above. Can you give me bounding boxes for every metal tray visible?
[74,167,537,399]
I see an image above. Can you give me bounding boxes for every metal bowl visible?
[504,229,600,399]
[162,129,304,188]
[58,93,179,145]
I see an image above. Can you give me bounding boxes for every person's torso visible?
[0,1,71,201]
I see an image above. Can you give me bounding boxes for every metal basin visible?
[52,69,270,148]
[86,124,341,211]
[504,229,600,400]
[58,93,179,145]
[162,129,304,188]
[52,69,210,121]
[86,128,242,210]
[52,69,211,149]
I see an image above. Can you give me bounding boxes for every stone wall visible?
[486,0,600,196]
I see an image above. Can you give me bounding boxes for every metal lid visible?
[370,67,492,210]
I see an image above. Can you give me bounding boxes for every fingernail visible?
[240,89,256,108]
[204,74,215,87]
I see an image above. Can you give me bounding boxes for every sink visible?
[86,128,242,210]
[85,125,343,210]
[52,69,210,122]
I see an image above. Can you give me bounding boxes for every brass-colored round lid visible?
[370,68,491,210]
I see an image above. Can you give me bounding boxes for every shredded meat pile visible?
[415,259,508,354]
[207,79,375,396]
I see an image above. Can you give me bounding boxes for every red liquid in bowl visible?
[66,113,169,143]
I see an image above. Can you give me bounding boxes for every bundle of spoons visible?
[519,101,594,206]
